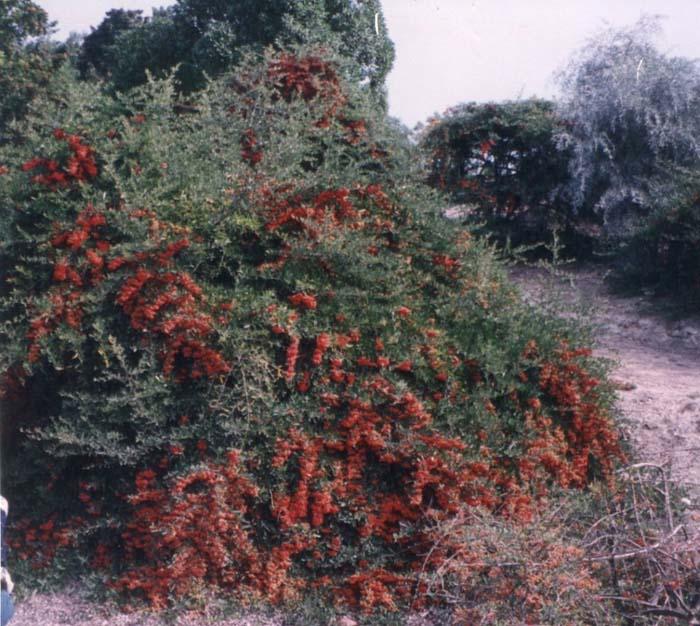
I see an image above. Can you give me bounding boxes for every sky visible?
[35,0,700,128]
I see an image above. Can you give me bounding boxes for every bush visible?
[610,166,700,311]
[575,464,700,625]
[418,100,577,251]
[0,50,622,613]
[416,507,605,625]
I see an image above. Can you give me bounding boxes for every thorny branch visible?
[587,463,700,624]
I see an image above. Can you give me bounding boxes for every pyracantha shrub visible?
[0,50,622,613]
[418,100,578,251]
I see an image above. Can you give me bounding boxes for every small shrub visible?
[579,463,700,625]
[416,507,605,625]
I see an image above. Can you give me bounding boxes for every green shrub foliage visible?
[0,51,622,613]
[611,166,700,310]
[418,100,574,248]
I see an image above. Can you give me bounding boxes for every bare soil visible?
[9,263,700,626]
[509,263,700,511]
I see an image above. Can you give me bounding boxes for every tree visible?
[77,9,145,78]
[106,7,192,91]
[82,0,395,102]
[0,0,48,50]
[281,0,395,104]
[556,16,700,237]
[0,0,62,133]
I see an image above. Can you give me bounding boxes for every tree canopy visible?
[0,0,62,132]
[78,0,395,103]
[556,16,700,236]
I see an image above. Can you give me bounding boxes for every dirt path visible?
[9,585,282,626]
[510,263,700,509]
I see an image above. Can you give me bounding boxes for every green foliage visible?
[105,7,192,92]
[77,9,146,79]
[611,165,700,311]
[418,100,575,250]
[80,0,395,102]
[0,0,66,134]
[0,0,48,49]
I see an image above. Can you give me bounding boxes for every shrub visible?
[610,166,700,311]
[417,507,605,625]
[576,464,700,625]
[0,50,622,613]
[418,100,576,251]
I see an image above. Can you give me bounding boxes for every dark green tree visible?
[77,9,145,78]
[81,0,394,101]
[0,0,62,133]
[106,7,191,91]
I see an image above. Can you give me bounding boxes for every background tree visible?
[556,16,700,238]
[80,0,395,103]
[0,0,63,134]
[105,7,191,91]
[77,8,145,79]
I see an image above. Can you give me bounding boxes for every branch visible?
[586,524,685,562]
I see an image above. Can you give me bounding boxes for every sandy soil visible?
[8,263,700,626]
[10,584,284,626]
[509,263,700,509]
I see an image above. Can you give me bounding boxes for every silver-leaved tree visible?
[556,16,700,239]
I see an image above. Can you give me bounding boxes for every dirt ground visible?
[8,263,700,626]
[509,263,700,511]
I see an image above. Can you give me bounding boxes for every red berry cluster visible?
[266,54,345,128]
[27,204,108,361]
[22,129,97,188]
[112,216,229,382]
[240,129,263,165]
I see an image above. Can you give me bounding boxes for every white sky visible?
[36,0,700,128]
